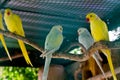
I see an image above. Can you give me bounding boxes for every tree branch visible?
[0,30,120,78]
[0,30,44,53]
[64,42,87,53]
[0,30,120,62]
[87,67,120,80]
[0,52,30,61]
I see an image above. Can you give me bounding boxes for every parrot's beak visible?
[86,18,90,22]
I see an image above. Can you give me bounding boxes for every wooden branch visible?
[87,40,120,56]
[0,54,22,61]
[64,42,87,53]
[1,53,120,79]
[0,52,30,61]
[0,52,87,62]
[0,30,120,78]
[0,30,88,62]
[0,30,44,53]
[87,67,120,80]
[53,53,88,62]
[0,30,120,62]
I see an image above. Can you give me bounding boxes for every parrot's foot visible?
[40,51,46,58]
[40,48,57,58]
[94,51,103,61]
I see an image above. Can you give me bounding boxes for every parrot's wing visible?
[45,33,51,50]
[102,21,109,40]
[78,31,94,49]
[13,14,25,36]
[45,32,63,51]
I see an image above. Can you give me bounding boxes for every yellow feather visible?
[86,13,117,80]
[18,40,33,67]
[0,34,12,61]
[4,8,33,66]
[0,10,12,61]
[102,49,117,80]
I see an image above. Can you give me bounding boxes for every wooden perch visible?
[64,42,87,53]
[0,30,44,53]
[0,53,23,61]
[0,30,120,78]
[0,52,30,61]
[87,67,120,80]
[0,30,120,62]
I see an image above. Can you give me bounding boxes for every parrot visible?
[40,25,63,80]
[4,8,33,66]
[86,12,117,80]
[0,10,12,61]
[77,28,107,79]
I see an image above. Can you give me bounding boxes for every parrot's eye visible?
[79,30,81,32]
[59,27,63,31]
[7,11,10,16]
[90,15,92,17]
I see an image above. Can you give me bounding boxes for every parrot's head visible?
[5,8,12,16]
[86,13,98,22]
[52,25,63,33]
[77,28,88,35]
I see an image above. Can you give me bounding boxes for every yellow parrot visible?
[86,13,117,80]
[4,8,33,66]
[0,11,12,61]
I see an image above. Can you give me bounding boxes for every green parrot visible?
[40,25,63,80]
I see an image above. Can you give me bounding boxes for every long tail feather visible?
[0,34,12,61]
[18,39,33,67]
[102,49,117,80]
[92,53,107,80]
[42,54,52,80]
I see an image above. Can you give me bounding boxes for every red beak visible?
[86,18,89,22]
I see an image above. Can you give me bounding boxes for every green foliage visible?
[0,67,39,80]
[69,47,82,54]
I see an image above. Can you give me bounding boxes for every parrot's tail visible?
[42,54,52,80]
[18,39,33,67]
[0,34,12,61]
[92,53,108,80]
[102,49,117,80]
